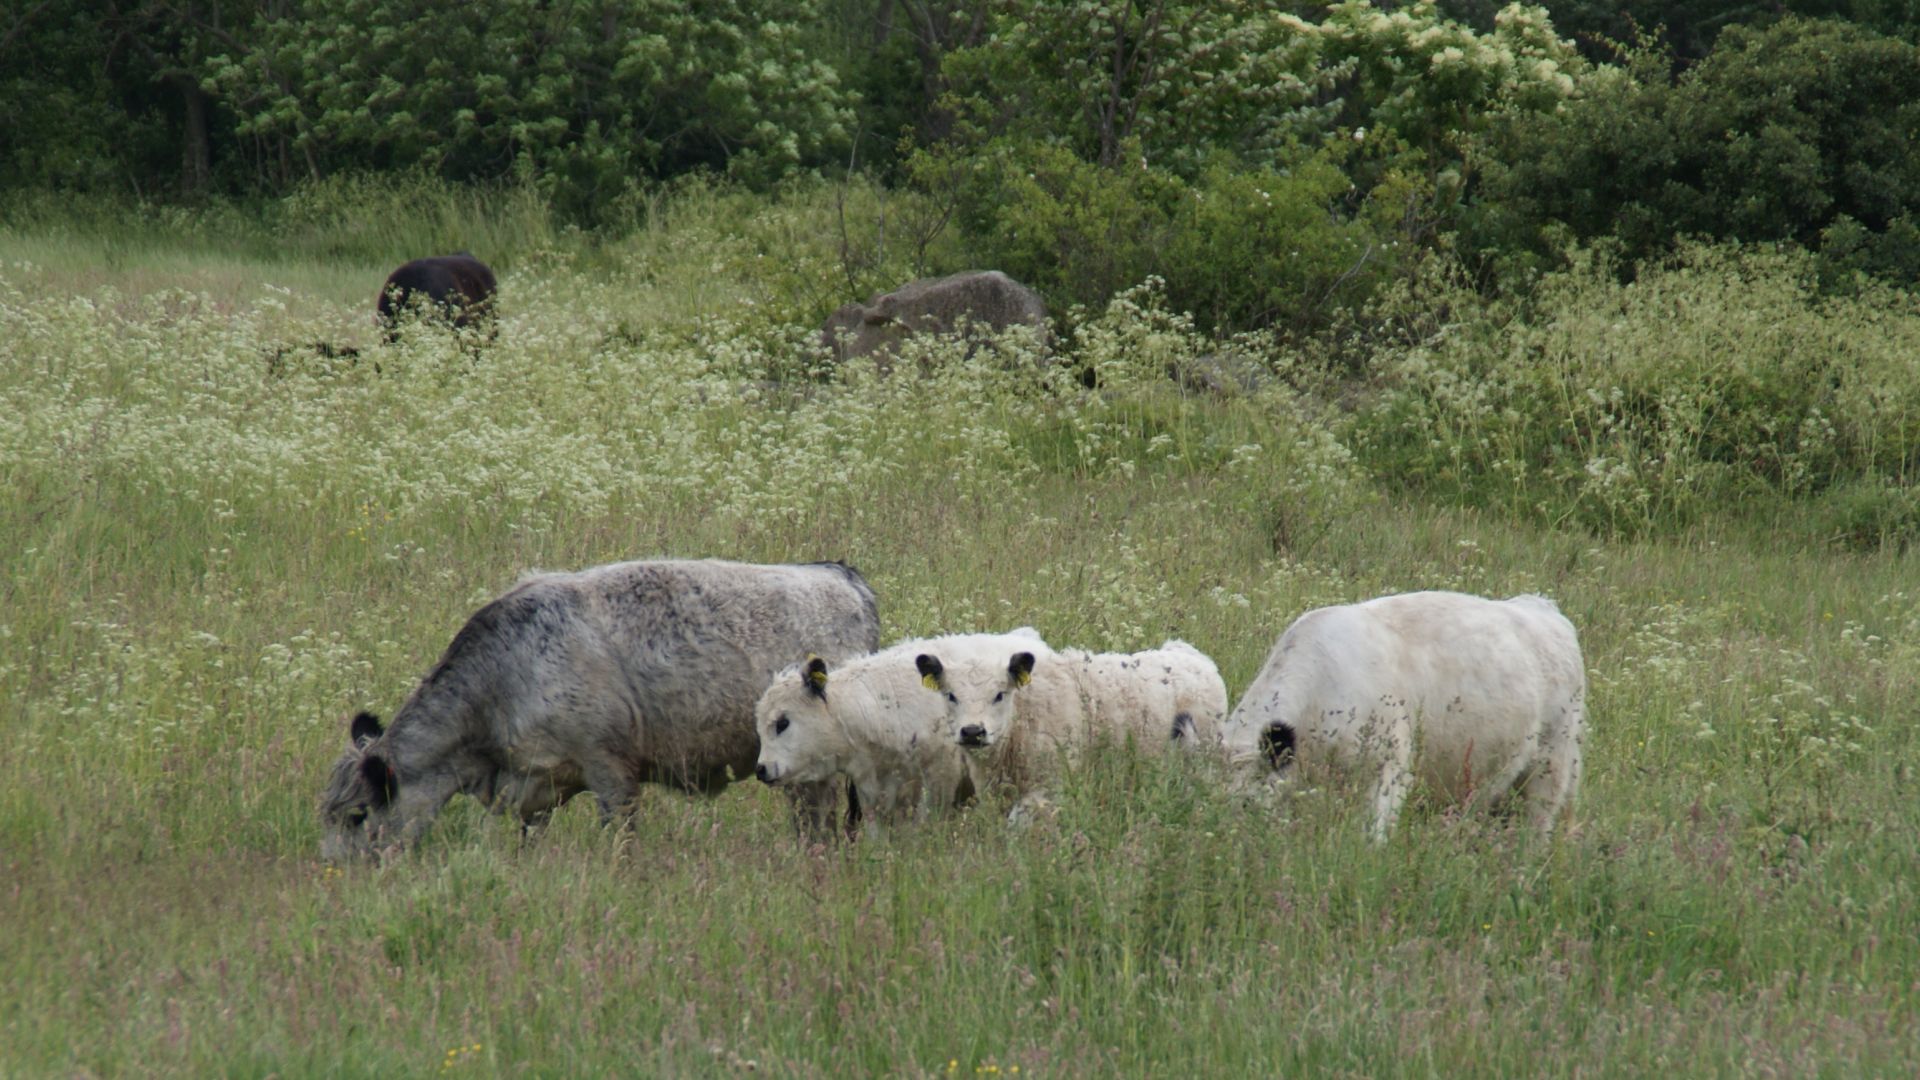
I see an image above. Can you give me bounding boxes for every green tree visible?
[212,0,854,213]
[1443,1,1920,59]
[913,2,1592,331]
[1469,17,1920,284]
[1,0,254,195]
[941,0,1336,173]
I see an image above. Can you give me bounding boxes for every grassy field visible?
[2,189,1917,1077]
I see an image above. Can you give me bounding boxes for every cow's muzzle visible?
[958,725,989,748]
[755,762,780,785]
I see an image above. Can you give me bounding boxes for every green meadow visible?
[2,184,1916,1077]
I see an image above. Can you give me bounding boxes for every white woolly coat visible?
[1220,590,1586,839]
[1015,640,1230,754]
[755,633,1034,828]
[921,635,1229,796]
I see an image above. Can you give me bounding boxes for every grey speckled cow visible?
[319,559,879,859]
[821,270,1047,364]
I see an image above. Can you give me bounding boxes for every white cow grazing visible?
[1220,591,1586,841]
[753,632,1038,834]
[914,635,1230,800]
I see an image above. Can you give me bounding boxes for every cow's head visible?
[754,657,850,787]
[918,649,1034,750]
[318,711,402,860]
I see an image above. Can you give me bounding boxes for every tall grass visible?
[0,172,960,338]
[1,187,1915,1076]
[0,172,557,269]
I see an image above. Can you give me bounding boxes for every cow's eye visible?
[774,715,791,736]
[993,692,1005,704]
[946,692,958,704]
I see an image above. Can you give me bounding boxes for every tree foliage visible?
[1468,17,1920,285]
[941,0,1338,173]
[210,0,854,216]
[1442,0,1920,59]
[5,0,1920,329]
[917,2,1589,331]
[0,0,254,194]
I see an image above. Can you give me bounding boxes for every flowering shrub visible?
[1308,2,1591,161]
[945,1,1588,177]
[926,2,1595,333]
[1354,242,1920,540]
[210,0,854,217]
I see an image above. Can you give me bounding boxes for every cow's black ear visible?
[361,755,398,808]
[804,656,830,698]
[1009,652,1036,687]
[915,654,944,690]
[350,711,384,743]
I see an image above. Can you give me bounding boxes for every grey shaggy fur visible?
[820,270,1047,364]
[319,558,879,859]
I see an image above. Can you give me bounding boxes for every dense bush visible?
[913,141,1405,333]
[916,2,1594,333]
[937,2,1588,178]
[209,0,854,218]
[0,0,256,194]
[1355,242,1920,541]
[937,0,1336,174]
[0,9,131,192]
[1306,1,1588,179]
[914,141,1183,321]
[1467,18,1920,286]
[1441,1,1775,58]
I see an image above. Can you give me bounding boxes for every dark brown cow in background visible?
[375,253,498,342]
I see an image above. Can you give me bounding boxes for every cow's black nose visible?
[959,725,987,746]
[755,763,775,784]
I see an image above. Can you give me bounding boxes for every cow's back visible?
[584,560,875,763]
[1059,650,1174,746]
[1343,591,1581,787]
[377,254,498,331]
[436,559,872,783]
[1360,591,1580,715]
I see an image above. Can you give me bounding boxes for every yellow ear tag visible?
[922,673,941,691]
[1014,670,1032,687]
[808,668,828,688]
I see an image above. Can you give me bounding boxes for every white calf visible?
[915,636,1229,798]
[1220,591,1585,840]
[753,633,1040,834]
